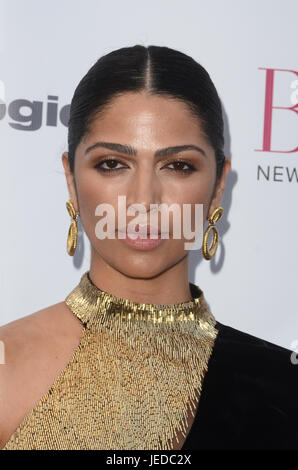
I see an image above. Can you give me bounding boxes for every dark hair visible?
[67,45,225,188]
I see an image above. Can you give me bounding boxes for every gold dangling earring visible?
[66,200,80,256]
[202,206,224,260]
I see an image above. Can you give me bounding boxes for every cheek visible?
[172,178,214,224]
[75,173,119,237]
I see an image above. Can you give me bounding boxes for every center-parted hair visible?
[67,45,225,186]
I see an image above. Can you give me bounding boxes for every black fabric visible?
[189,282,203,299]
[181,320,298,449]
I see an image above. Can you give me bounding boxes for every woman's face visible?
[63,91,230,279]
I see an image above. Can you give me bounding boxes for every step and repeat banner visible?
[0,0,297,350]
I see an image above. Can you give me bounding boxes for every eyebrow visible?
[84,141,207,158]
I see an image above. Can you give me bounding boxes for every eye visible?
[94,158,197,175]
[164,160,196,174]
[94,158,128,173]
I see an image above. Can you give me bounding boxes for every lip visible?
[117,227,167,250]
[117,226,168,237]
[119,235,164,250]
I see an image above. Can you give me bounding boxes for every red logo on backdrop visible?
[255,68,298,153]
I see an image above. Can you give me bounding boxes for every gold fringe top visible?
[2,271,219,450]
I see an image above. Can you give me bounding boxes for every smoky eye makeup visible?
[93,156,198,175]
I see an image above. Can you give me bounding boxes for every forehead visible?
[81,91,210,148]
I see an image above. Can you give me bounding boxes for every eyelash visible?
[94,158,197,175]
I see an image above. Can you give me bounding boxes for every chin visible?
[112,257,171,280]
[98,249,174,280]
[92,239,185,279]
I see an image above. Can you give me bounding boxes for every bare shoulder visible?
[0,300,84,376]
[0,301,83,339]
[0,302,84,448]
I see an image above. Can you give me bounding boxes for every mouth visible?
[117,225,168,238]
[117,227,166,251]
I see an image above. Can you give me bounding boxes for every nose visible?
[126,165,161,215]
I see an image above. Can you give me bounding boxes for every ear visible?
[62,152,79,212]
[207,157,231,220]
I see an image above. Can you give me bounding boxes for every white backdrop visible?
[0,0,297,350]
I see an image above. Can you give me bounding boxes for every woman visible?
[1,45,297,451]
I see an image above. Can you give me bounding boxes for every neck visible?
[89,248,193,305]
